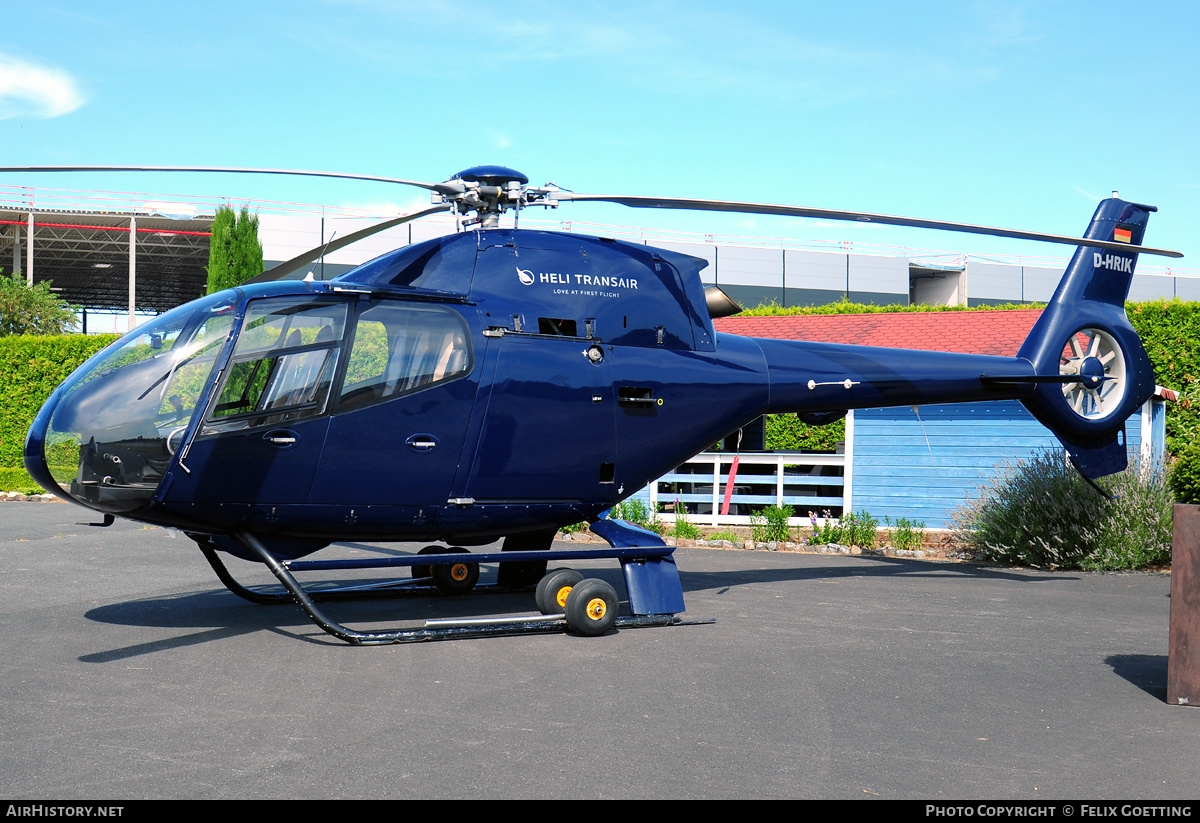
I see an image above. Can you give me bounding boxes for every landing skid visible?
[199,529,708,646]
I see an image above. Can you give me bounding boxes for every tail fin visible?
[1017,198,1158,478]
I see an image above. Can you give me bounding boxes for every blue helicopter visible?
[12,165,1183,644]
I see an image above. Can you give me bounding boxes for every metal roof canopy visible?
[0,208,212,315]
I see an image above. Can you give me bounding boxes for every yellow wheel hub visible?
[450,563,469,582]
[586,598,607,620]
[555,586,573,608]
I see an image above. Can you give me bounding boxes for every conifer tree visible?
[206,205,263,294]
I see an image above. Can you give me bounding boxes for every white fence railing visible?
[649,451,849,527]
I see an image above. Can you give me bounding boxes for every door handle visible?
[263,429,299,448]
[405,434,440,452]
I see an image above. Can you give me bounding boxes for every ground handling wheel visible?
[411,544,451,579]
[535,568,584,615]
[564,578,619,636]
[427,547,479,596]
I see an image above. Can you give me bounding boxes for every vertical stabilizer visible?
[1017,198,1158,478]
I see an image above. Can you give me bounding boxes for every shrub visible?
[806,511,841,546]
[0,467,47,494]
[671,500,702,540]
[1127,300,1200,455]
[750,504,793,543]
[885,516,926,552]
[806,509,879,548]
[1085,459,1175,570]
[952,450,1173,570]
[843,510,879,548]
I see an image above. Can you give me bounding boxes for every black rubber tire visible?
[535,568,583,615]
[564,578,619,636]
[412,544,457,579]
[431,548,479,596]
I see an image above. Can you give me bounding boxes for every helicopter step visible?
[202,531,700,645]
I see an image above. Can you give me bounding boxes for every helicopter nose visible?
[21,290,239,515]
[23,392,67,500]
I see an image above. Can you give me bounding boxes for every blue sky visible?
[2,0,1197,271]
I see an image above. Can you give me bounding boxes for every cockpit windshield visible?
[42,292,237,512]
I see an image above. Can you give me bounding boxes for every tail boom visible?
[746,198,1162,480]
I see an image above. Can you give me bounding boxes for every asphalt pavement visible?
[0,501,1194,800]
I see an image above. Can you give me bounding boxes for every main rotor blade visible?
[246,205,452,283]
[0,165,462,195]
[558,193,1184,259]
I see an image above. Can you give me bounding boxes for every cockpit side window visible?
[204,297,347,434]
[338,303,472,411]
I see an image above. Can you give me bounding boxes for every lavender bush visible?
[951,450,1172,570]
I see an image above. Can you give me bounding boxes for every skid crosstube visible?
[202,524,694,645]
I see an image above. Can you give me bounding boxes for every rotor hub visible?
[432,166,558,229]
[452,165,529,188]
[1078,356,1106,389]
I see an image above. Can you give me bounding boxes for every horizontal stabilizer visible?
[590,516,668,549]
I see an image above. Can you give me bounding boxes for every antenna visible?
[307,230,338,281]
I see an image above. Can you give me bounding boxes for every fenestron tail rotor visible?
[1058,327,1128,421]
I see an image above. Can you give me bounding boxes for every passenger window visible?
[339,303,472,410]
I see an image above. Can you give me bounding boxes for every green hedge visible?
[765,414,845,451]
[0,334,118,470]
[0,467,52,495]
[1126,300,1200,454]
[1170,440,1200,504]
[740,298,1037,316]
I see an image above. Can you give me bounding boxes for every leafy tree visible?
[206,205,264,294]
[0,271,78,336]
